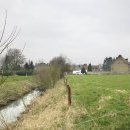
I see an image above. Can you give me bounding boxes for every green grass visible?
[0,76,37,106]
[5,75,32,82]
[67,74,130,129]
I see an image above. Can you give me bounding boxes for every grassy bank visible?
[0,76,37,107]
[10,80,87,130]
[67,74,130,129]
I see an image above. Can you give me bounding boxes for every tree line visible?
[1,48,34,76]
[102,57,114,71]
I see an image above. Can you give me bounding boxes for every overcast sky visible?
[0,0,130,64]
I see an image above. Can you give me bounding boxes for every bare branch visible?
[0,28,21,55]
[0,10,20,55]
[21,42,26,53]
[0,9,7,44]
[7,28,21,44]
[0,26,17,47]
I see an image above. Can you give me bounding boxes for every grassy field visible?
[67,74,130,129]
[0,76,37,107]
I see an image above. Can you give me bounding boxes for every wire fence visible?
[73,107,130,129]
[64,77,130,129]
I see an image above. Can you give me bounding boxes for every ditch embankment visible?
[0,76,37,107]
[8,79,87,130]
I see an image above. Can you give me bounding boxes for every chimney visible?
[118,55,122,58]
[125,59,128,62]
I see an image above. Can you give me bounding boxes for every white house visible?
[72,70,82,75]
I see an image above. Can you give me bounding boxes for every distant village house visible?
[92,65,102,72]
[111,55,130,73]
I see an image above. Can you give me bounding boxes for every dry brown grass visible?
[114,89,127,94]
[98,96,112,110]
[10,80,87,130]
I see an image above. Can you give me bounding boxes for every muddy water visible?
[0,89,41,129]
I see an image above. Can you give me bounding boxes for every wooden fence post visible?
[67,85,71,106]
[65,78,67,86]
[64,77,67,85]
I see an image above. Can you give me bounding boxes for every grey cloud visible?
[0,0,130,64]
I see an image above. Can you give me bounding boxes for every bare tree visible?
[0,10,20,55]
[0,10,20,83]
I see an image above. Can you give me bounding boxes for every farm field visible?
[0,76,37,107]
[67,74,130,129]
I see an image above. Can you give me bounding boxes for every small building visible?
[72,70,82,75]
[92,65,101,72]
[111,55,130,73]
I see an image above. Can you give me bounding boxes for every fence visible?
[64,77,72,106]
[63,77,130,130]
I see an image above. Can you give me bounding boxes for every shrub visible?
[34,56,71,90]
[49,65,61,87]
[34,66,52,90]
[16,70,33,76]
[49,56,71,78]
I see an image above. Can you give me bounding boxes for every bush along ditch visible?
[34,56,71,90]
